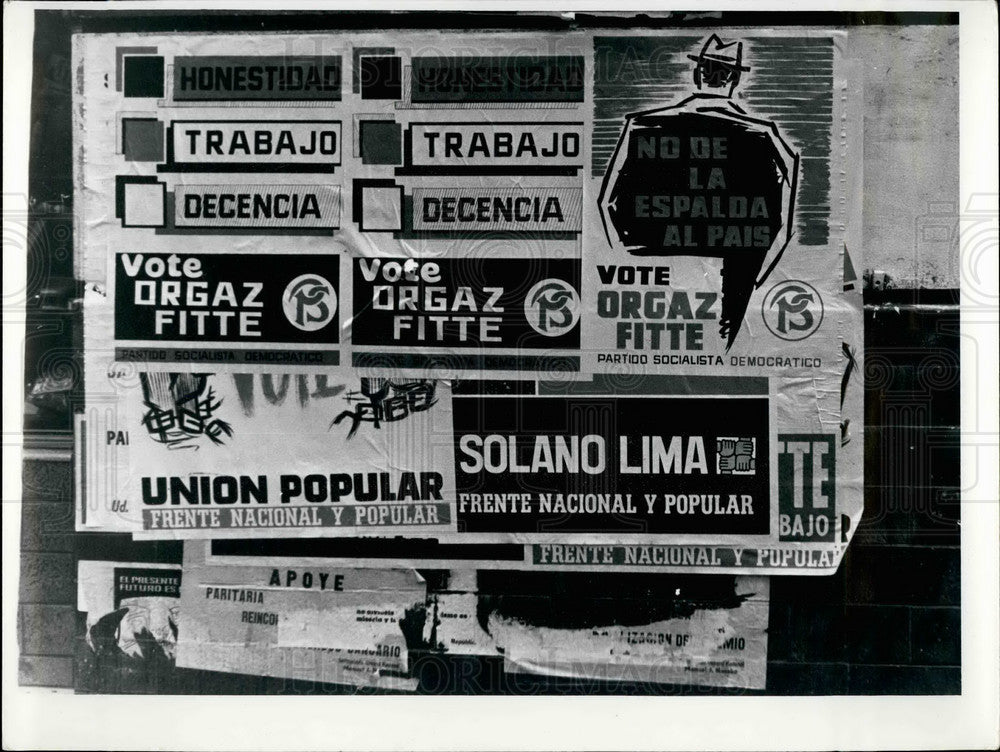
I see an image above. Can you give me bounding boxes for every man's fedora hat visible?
[688,34,751,71]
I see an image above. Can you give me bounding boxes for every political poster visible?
[74,32,588,378]
[175,544,424,690]
[73,28,863,574]
[76,368,456,537]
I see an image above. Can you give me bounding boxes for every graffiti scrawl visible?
[139,373,233,449]
[332,378,438,439]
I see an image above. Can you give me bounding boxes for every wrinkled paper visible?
[73,29,863,573]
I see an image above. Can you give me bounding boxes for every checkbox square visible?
[122,181,166,227]
[359,185,403,232]
[123,56,165,98]
[360,56,402,100]
[122,118,164,161]
[360,120,402,165]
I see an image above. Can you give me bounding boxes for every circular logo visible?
[282,274,337,332]
[524,279,581,337]
[761,280,824,341]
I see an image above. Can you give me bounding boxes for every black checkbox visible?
[360,56,402,100]
[123,56,164,98]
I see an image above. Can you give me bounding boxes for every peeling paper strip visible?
[175,543,423,689]
[494,589,769,689]
[78,560,183,660]
[427,592,500,656]
[426,574,768,688]
[178,641,418,692]
[277,605,409,652]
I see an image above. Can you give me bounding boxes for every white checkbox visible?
[360,185,403,232]
[123,181,165,227]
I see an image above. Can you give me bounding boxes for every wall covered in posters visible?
[14,8,998,748]
[73,29,864,575]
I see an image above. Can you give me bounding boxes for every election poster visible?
[13,4,1000,748]
[582,31,856,376]
[74,32,588,378]
[175,544,424,690]
[76,367,456,537]
[76,357,862,573]
[74,30,859,378]
[72,28,864,574]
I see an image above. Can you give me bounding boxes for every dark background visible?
[351,257,582,349]
[114,252,341,343]
[19,9,959,694]
[451,394,771,534]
